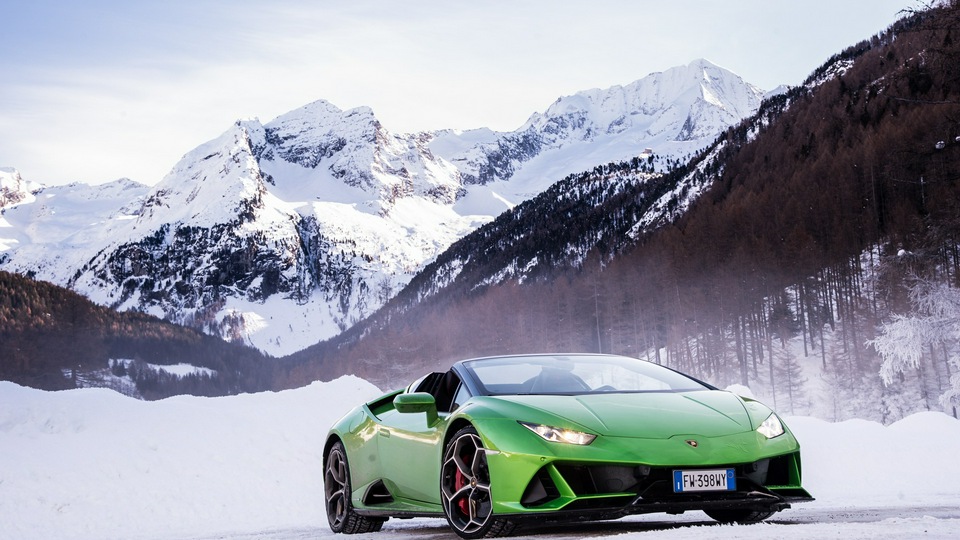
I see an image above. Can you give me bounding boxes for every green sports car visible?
[323,354,812,538]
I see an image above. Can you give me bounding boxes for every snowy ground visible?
[2,378,959,540]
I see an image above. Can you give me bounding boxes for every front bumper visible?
[479,422,813,520]
[493,455,813,523]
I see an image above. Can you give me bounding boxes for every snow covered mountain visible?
[432,59,764,215]
[1,107,482,355]
[0,59,766,356]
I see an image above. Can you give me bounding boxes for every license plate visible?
[673,469,736,493]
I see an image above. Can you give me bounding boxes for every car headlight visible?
[519,421,596,445]
[757,413,785,439]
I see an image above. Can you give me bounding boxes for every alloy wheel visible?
[441,429,494,536]
[325,445,349,530]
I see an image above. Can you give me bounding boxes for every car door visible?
[376,372,462,505]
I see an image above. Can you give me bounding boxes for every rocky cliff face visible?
[0,167,41,209]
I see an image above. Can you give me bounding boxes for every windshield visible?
[461,354,711,395]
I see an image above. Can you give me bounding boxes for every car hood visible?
[492,391,755,438]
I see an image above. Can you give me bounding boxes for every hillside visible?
[282,3,960,422]
[0,271,275,398]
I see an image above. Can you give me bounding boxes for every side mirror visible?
[394,392,438,425]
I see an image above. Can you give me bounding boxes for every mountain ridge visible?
[1,60,767,356]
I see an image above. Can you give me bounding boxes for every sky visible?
[0,0,916,187]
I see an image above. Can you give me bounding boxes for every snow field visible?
[2,378,959,540]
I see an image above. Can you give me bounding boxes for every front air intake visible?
[521,468,561,507]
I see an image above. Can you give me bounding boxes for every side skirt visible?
[355,483,444,519]
[355,508,445,519]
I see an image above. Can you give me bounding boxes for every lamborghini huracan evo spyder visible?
[323,354,812,538]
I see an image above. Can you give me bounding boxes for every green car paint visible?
[324,354,812,538]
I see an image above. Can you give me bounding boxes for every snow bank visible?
[0,378,382,540]
[1,379,959,540]
[787,412,960,506]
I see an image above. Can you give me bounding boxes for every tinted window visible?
[450,382,471,412]
[462,355,710,395]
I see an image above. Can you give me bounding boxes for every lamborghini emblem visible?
[685,439,699,448]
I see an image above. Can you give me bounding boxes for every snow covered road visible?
[179,505,960,539]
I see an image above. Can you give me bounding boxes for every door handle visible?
[379,429,391,438]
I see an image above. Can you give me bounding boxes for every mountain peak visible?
[1,167,43,209]
[138,121,269,227]
[541,59,762,126]
[431,60,765,194]
[685,57,722,71]
[266,100,379,132]
[270,99,343,125]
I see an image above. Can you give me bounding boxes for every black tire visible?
[324,441,386,534]
[440,426,517,539]
[704,508,776,524]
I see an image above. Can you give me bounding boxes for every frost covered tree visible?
[772,346,809,416]
[871,280,960,412]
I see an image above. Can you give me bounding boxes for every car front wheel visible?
[440,426,516,539]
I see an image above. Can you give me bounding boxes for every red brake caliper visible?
[455,449,471,515]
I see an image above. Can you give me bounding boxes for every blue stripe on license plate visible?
[672,469,736,492]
